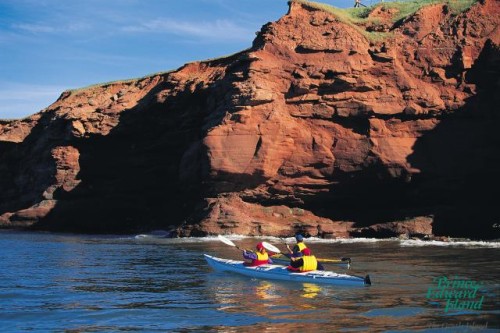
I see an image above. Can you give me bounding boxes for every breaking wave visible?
[129,233,500,248]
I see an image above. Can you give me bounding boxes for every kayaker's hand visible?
[286,244,292,253]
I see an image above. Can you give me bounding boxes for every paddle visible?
[280,236,351,264]
[217,235,243,250]
[318,257,352,264]
[217,235,282,254]
[261,241,281,254]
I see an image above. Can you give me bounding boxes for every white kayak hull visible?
[204,254,370,286]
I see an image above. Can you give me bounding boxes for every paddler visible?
[242,242,274,266]
[287,248,324,271]
[286,234,308,259]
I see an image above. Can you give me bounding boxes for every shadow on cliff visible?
[5,50,262,234]
[405,40,500,239]
[0,111,62,216]
[304,40,500,239]
[35,79,211,233]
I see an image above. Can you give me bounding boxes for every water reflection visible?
[301,283,321,299]
[206,271,336,325]
[254,281,279,302]
[253,281,321,303]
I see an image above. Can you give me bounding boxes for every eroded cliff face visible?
[1,0,499,238]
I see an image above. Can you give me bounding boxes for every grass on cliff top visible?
[66,48,249,94]
[348,0,477,21]
[66,70,174,94]
[291,0,477,40]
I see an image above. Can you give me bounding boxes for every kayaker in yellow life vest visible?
[288,248,324,272]
[242,242,274,266]
[286,234,308,259]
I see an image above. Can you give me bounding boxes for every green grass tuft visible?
[66,70,174,94]
[290,0,478,41]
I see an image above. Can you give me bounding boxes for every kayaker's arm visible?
[242,250,257,260]
[289,257,303,268]
[288,244,303,257]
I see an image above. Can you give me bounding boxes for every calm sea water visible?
[0,231,498,332]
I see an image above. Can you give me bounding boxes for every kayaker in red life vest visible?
[288,248,324,271]
[242,242,274,266]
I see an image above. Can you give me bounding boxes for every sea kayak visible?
[204,254,371,286]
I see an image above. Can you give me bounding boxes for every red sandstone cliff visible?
[1,0,499,239]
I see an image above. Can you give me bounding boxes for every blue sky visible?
[0,0,352,119]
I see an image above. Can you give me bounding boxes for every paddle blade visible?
[262,241,281,254]
[218,235,236,247]
[317,258,342,263]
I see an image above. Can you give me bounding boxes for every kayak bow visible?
[204,254,371,286]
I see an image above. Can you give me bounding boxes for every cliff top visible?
[290,0,479,39]
[0,0,477,122]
